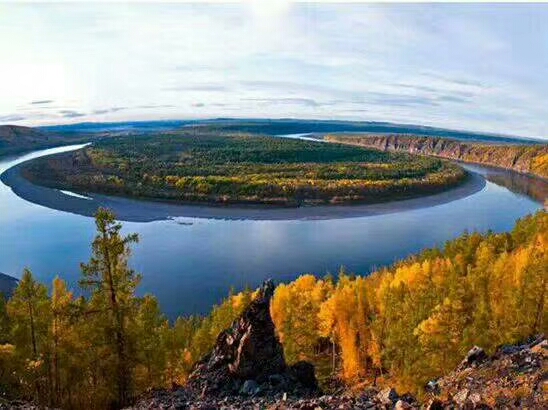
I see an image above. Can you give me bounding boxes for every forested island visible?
[0,209,545,409]
[19,129,467,207]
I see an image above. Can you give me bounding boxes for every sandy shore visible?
[1,159,486,222]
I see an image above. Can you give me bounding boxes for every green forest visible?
[0,209,545,409]
[22,130,466,206]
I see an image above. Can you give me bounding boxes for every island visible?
[18,128,467,207]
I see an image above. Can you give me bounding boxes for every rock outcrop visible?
[186,280,302,397]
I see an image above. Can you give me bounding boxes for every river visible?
[0,143,544,318]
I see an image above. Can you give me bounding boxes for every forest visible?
[21,129,466,206]
[325,134,548,179]
[0,209,545,409]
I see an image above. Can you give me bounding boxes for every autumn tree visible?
[7,269,51,402]
[134,295,168,391]
[80,208,141,408]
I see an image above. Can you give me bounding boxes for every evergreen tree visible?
[80,208,140,407]
[7,269,51,402]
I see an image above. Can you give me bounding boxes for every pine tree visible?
[134,295,168,391]
[7,269,51,402]
[80,208,141,407]
[50,277,77,407]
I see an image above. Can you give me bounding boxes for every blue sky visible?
[0,2,547,139]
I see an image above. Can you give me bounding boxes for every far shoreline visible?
[1,157,487,222]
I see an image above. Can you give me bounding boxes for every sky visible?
[0,2,547,139]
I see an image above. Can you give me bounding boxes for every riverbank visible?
[1,157,486,222]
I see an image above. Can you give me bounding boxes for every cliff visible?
[325,134,548,179]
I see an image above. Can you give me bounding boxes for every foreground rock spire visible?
[187,279,317,397]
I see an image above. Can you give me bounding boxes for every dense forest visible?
[325,134,548,179]
[0,209,545,409]
[21,130,466,206]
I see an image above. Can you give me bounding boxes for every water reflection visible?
[0,148,544,318]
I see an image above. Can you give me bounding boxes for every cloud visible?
[30,100,54,105]
[137,104,175,109]
[366,93,439,108]
[436,95,469,104]
[59,110,86,118]
[421,71,488,89]
[164,84,230,92]
[92,107,128,115]
[1,4,547,138]
[0,114,26,122]
[241,97,327,108]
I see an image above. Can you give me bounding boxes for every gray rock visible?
[240,379,261,396]
[453,388,469,405]
[460,346,487,368]
[394,399,413,409]
[425,379,440,395]
[376,387,398,404]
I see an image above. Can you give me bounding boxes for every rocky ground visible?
[128,281,547,410]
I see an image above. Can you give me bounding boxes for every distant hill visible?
[39,118,544,145]
[4,119,543,158]
[0,125,63,157]
[0,125,89,158]
[0,271,18,298]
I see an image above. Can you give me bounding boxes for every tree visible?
[80,208,140,407]
[50,277,78,407]
[0,293,9,343]
[7,269,51,402]
[134,295,167,391]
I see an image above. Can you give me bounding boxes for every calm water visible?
[0,145,544,319]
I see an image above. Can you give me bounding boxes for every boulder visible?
[376,387,398,404]
[394,399,413,409]
[459,346,487,369]
[240,379,261,396]
[425,380,440,395]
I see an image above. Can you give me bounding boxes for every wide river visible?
[0,142,545,319]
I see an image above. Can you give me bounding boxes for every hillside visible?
[0,125,91,157]
[129,288,547,409]
[0,272,17,298]
[0,125,66,157]
[325,134,548,179]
